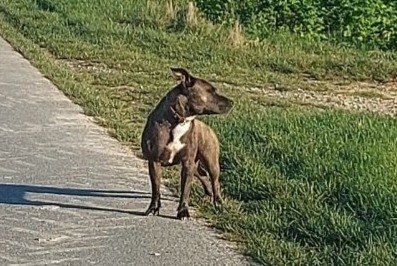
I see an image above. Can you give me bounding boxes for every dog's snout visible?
[223,98,233,108]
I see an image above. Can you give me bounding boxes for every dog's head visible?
[170,67,233,115]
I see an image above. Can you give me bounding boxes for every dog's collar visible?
[169,106,195,126]
[169,106,184,124]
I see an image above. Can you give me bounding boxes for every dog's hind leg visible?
[145,160,162,216]
[206,159,223,208]
[194,161,213,198]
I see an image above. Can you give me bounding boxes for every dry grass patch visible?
[227,20,244,46]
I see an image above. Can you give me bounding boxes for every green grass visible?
[203,105,397,265]
[1,0,397,265]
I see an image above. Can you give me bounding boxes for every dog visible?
[140,67,233,219]
[150,103,215,202]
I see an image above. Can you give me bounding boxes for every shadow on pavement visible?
[0,183,178,220]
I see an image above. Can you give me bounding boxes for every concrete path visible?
[0,37,250,266]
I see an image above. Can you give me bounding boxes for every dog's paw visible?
[213,196,223,209]
[145,206,160,216]
[145,201,161,216]
[176,206,190,220]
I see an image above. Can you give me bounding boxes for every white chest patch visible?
[166,116,195,163]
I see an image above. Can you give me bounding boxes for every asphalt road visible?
[0,37,251,266]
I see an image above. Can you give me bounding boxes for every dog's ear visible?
[170,67,195,89]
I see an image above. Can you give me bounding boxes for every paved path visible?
[0,37,250,266]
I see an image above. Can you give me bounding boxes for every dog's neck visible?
[156,88,194,128]
[167,101,193,127]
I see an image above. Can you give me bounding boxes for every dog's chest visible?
[169,119,192,151]
[172,121,190,141]
[159,116,196,165]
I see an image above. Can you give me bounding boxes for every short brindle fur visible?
[140,68,233,219]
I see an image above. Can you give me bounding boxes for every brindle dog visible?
[141,68,233,219]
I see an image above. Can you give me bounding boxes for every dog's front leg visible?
[145,160,162,216]
[177,159,195,220]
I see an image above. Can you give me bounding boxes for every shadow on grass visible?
[0,183,178,220]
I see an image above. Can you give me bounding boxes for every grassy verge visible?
[1,0,397,265]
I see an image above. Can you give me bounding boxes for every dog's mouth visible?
[206,100,234,115]
[219,101,234,113]
[214,95,234,114]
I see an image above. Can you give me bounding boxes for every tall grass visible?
[195,0,397,50]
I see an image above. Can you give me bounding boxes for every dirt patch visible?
[54,59,397,117]
[59,59,123,74]
[231,80,397,116]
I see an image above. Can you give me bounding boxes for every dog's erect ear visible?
[171,67,190,82]
[170,67,195,88]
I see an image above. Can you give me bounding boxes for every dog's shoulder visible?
[192,119,212,131]
[192,119,218,142]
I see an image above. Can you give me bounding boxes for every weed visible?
[226,20,244,46]
[186,2,198,27]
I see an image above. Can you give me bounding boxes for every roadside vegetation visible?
[1,0,397,264]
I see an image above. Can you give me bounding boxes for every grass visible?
[1,0,397,265]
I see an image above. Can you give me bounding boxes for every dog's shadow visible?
[0,183,177,220]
